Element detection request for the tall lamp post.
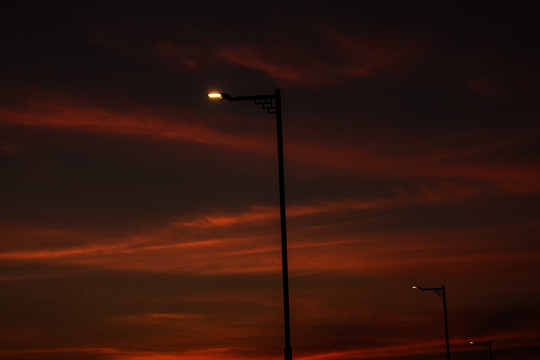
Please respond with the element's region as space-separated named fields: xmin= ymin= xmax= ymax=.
xmin=470 ymin=341 xmax=493 ymax=360
xmin=208 ymin=89 xmax=293 ymax=360
xmin=412 ymin=285 xmax=450 ymax=360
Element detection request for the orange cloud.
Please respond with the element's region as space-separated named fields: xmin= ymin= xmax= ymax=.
xmin=179 ymin=206 xmax=278 ymax=228
xmin=106 ymin=348 xmax=270 ymax=360
xmin=174 ymin=182 xmax=511 ymax=233
xmin=0 ymin=347 xmax=240 ymax=360
xmin=297 ymin=331 xmax=540 ymax=360
xmin=298 ymin=341 xmax=447 ymax=360
xmin=0 ymin=347 xmax=119 ymax=356
xmin=113 ymin=313 xmax=204 ymax=325
xmin=4 ymin=330 xmax=538 ymax=360
xmin=1 ymin=331 xmax=537 ymax=360
xmin=2 ymin=212 xmax=539 ymax=279
xmin=0 ymin=102 xmax=272 ymax=152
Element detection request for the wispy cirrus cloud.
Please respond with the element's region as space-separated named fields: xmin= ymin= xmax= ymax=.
xmin=286 ymin=130 xmax=540 ymax=194
xmin=0 ymin=102 xmax=272 ymax=151
xmin=2 ymin=206 xmax=539 ymax=277
xmin=3 ymin=330 xmax=538 ymax=360
xmin=113 ymin=312 xmax=204 ymax=325
xmin=2 ymin=96 xmax=539 ymax=197
xmin=156 ymin=28 xmax=425 ymax=87
xmin=298 ymin=332 xmax=540 ymax=360
xmin=0 ymin=347 xmax=242 ymax=360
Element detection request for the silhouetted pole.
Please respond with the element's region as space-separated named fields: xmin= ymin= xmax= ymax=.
xmin=470 ymin=341 xmax=493 ymax=360
xmin=208 ymin=89 xmax=292 ymax=360
xmin=442 ymin=285 xmax=450 ymax=360
xmin=275 ymin=90 xmax=293 ymax=360
xmin=413 ymin=285 xmax=450 ymax=360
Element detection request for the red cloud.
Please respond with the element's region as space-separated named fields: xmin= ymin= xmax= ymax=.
xmin=2 ymin=331 xmax=538 ymax=360
xmin=2 ymin=95 xmax=538 ymax=196
xmin=467 ymin=77 xmax=506 ymax=97
xmin=286 ymin=130 xmax=540 ymax=194
xmin=4 ymin=330 xmax=538 ymax=360
xmin=156 ymin=28 xmax=425 ymax=87
xmin=296 ymin=331 xmax=540 ymax=360
xmin=113 ymin=313 xmax=204 ymax=326
xmin=155 ymin=42 xmax=211 ymax=71
xmin=0 ymin=101 xmax=273 ymax=152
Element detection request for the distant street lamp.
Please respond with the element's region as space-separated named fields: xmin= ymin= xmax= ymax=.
xmin=470 ymin=341 xmax=493 ymax=360
xmin=412 ymin=285 xmax=451 ymax=360
xmin=208 ymin=89 xmax=293 ymax=360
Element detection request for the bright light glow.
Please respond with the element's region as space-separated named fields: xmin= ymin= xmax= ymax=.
xmin=207 ymin=92 xmax=223 ymax=99
xmin=412 ymin=286 xmax=418 ymax=289
xmin=470 ymin=342 xmax=475 ymax=345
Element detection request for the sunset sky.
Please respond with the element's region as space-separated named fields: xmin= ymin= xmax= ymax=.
xmin=1 ymin=2 xmax=539 ymax=360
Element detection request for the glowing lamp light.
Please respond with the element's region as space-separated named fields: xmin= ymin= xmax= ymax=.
xmin=412 ymin=286 xmax=418 ymax=289
xmin=207 ymin=92 xmax=223 ymax=99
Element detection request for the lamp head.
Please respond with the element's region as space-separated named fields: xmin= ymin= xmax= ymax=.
xmin=207 ymin=92 xmax=232 ymax=100
xmin=207 ymin=92 xmax=222 ymax=99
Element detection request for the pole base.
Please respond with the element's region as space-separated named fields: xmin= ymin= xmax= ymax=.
xmin=284 ymin=347 xmax=292 ymax=360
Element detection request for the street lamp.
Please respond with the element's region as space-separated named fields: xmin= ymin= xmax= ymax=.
xmin=470 ymin=341 xmax=493 ymax=360
xmin=208 ymin=89 xmax=293 ymax=360
xmin=412 ymin=285 xmax=451 ymax=360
